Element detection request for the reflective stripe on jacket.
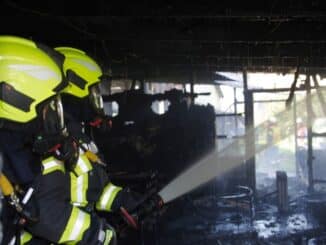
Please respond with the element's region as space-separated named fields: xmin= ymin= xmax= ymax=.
xmin=70 ymin=151 xmax=92 ymax=206
xmin=59 ymin=206 xmax=91 ymax=244
xmin=42 ymin=156 xmax=65 ymax=175
xmin=96 ymin=183 xmax=122 ymax=212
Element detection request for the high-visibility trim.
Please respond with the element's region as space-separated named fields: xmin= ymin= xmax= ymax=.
xmin=98 ymin=229 xmax=105 ymax=243
xmin=79 ymin=147 xmax=85 ymax=155
xmin=104 ymin=230 xmax=113 ymax=245
xmin=59 ymin=207 xmax=90 ymax=244
xmin=42 ymin=156 xmax=65 ymax=175
xmin=96 ymin=183 xmax=122 ymax=212
xmin=9 ymin=237 xmax=16 ymax=245
xmin=74 ymin=153 xmax=92 ymax=176
xmin=20 ymin=231 xmax=33 ymax=244
xmin=70 ymin=172 xmax=88 ymax=207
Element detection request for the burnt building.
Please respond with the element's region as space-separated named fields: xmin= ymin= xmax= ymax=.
xmin=2 ymin=1 xmax=326 ymax=244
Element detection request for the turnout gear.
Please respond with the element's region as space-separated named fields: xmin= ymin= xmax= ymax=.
xmin=56 ymin=45 xmax=143 ymax=242
xmin=0 ymin=36 xmax=67 ymax=186
xmin=56 ymin=45 xmax=142 ymax=224
xmin=0 ymin=36 xmax=116 ymax=245
xmin=69 ymin=148 xmax=123 ymax=212
xmin=28 ymin=157 xmax=115 ymax=244
xmin=5 ymin=148 xmax=116 ymax=245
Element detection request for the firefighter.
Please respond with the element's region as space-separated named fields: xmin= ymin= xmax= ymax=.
xmin=0 ymin=36 xmax=115 ymax=244
xmin=55 ymin=47 xmax=140 ymax=219
xmin=54 ymin=47 xmax=111 ymax=137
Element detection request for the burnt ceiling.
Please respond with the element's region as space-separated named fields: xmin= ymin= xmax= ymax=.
xmin=2 ymin=0 xmax=326 ymax=83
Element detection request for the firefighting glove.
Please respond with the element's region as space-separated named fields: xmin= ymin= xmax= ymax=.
xmin=136 ymin=194 xmax=164 ymax=220
xmin=110 ymin=188 xmax=143 ymax=213
xmin=118 ymin=193 xmax=164 ymax=230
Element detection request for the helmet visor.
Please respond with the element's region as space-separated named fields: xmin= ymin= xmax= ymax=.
xmin=42 ymin=95 xmax=65 ymax=135
xmin=89 ymin=84 xmax=104 ymax=114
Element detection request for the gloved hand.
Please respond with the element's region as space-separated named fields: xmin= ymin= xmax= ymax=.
xmin=118 ymin=192 xmax=164 ymax=230
xmin=136 ymin=194 xmax=164 ymax=220
xmin=111 ymin=188 xmax=143 ymax=213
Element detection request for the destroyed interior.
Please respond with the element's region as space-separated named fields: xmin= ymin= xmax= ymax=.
xmin=2 ymin=1 xmax=326 ymax=244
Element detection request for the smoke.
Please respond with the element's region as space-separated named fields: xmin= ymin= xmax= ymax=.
xmin=159 ymin=87 xmax=326 ymax=203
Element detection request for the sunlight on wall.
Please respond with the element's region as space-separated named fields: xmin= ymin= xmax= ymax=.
xmin=248 ymin=73 xmax=307 ymax=89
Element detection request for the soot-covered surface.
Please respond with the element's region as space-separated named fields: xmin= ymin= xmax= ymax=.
xmin=140 ymin=176 xmax=326 ymax=245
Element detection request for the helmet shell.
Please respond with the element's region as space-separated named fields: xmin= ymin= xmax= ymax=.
xmin=0 ymin=36 xmax=64 ymax=123
xmin=55 ymin=47 xmax=103 ymax=98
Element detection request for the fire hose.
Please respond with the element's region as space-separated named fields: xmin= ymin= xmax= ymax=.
xmin=119 ymin=188 xmax=164 ymax=230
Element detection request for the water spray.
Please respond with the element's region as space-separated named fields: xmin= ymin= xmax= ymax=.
xmin=120 ymin=84 xmax=326 ymax=230
xmin=158 ymin=87 xmax=326 ymax=204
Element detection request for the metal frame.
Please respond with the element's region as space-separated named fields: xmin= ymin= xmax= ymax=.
xmin=241 ymin=71 xmax=326 ymax=193
xmin=245 ymin=71 xmax=326 ymax=192
xmin=243 ymin=69 xmax=256 ymax=194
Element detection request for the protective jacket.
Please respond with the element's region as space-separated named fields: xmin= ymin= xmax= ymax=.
xmin=1 ymin=132 xmax=115 ymax=245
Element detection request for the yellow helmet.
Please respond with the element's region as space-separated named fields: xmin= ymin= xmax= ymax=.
xmin=55 ymin=47 xmax=103 ymax=98
xmin=0 ymin=36 xmax=66 ymax=125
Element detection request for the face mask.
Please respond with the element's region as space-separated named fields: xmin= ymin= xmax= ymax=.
xmin=42 ymin=95 xmax=65 ymax=135
xmin=89 ymin=84 xmax=104 ymax=115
